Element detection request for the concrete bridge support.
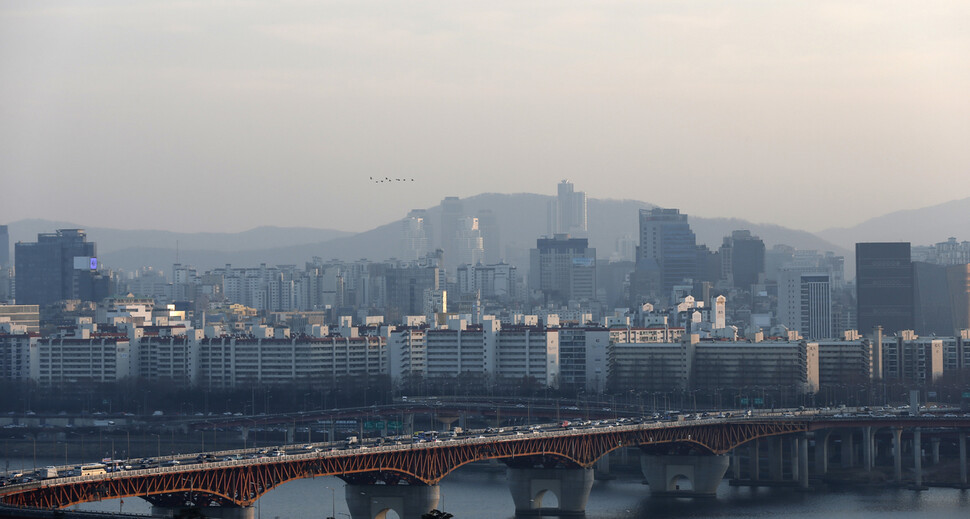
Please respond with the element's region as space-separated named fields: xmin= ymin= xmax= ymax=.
xmin=731 ymin=450 xmax=741 ymax=480
xmin=913 ymin=428 xmax=923 ymax=489
xmin=641 ymin=454 xmax=730 ymax=496
xmin=797 ymin=434 xmax=809 ymax=489
xmin=814 ymin=430 xmax=830 ymax=475
xmin=750 ymin=439 xmax=760 ymax=481
xmin=892 ymin=427 xmax=903 ymax=484
xmin=151 ymin=506 xmax=255 ymax=519
xmin=930 ymin=438 xmax=940 ymax=465
xmin=840 ymin=430 xmax=855 ymax=468
xmin=861 ymin=426 xmax=873 ymax=472
xmin=768 ymin=437 xmax=784 ymax=481
xmin=507 ymin=467 xmax=594 ymax=515
xmin=345 ymin=484 xmax=440 ymax=519
xmin=960 ymin=431 xmax=967 ymax=486
xmin=790 ymin=437 xmax=799 ymax=479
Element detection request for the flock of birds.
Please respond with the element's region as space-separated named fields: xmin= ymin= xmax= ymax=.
xmin=370 ymin=176 xmax=415 ymax=183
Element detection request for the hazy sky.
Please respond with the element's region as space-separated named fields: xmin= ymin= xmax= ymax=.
xmin=2 ymin=1 xmax=968 ymax=233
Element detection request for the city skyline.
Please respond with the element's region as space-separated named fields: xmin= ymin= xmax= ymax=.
xmin=2 ymin=1 xmax=969 ymax=233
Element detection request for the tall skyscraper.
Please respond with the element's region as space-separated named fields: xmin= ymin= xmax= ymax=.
xmin=530 ymin=234 xmax=596 ymax=304
xmin=637 ymin=208 xmax=698 ymax=297
xmin=454 ymin=217 xmax=485 ymax=267
xmin=476 ymin=209 xmax=502 ymax=264
xmin=401 ymin=210 xmax=430 ymax=261
xmin=0 ymin=225 xmax=9 ymax=267
xmin=15 ymin=229 xmax=101 ymax=306
xmin=719 ymin=230 xmax=765 ymax=290
xmin=856 ymin=242 xmax=914 ymax=334
xmin=548 ymin=180 xmax=588 ymax=237
xmin=439 ymin=196 xmax=463 ymax=274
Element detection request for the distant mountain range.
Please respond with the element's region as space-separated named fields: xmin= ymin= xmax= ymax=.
xmin=7 ymin=193 xmax=968 ymax=274
xmin=818 ymin=196 xmax=970 ymax=250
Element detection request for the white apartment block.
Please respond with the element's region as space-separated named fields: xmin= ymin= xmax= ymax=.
xmin=0 ymin=320 xmax=34 ymax=380
xmin=199 ymin=335 xmax=386 ymax=388
xmin=31 ymin=333 xmax=134 ymax=384
xmin=608 ymin=337 xmax=819 ymax=395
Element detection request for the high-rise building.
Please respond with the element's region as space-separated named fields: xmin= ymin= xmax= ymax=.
xmin=778 ymin=267 xmax=833 ymax=339
xmin=15 ymin=229 xmax=104 ymax=306
xmin=529 ymin=234 xmax=596 ymax=304
xmin=476 ymin=209 xmax=502 ymax=263
xmin=0 ymin=225 xmax=9 ymax=267
xmin=719 ymin=230 xmax=765 ymax=290
xmin=455 ymin=217 xmax=485 ymax=267
xmin=439 ymin=196 xmax=463 ymax=274
xmin=856 ymin=242 xmax=914 ymax=334
xmin=913 ymin=262 xmax=970 ymax=335
xmin=548 ymin=180 xmax=588 ymax=237
xmin=384 ymin=265 xmax=440 ymax=320
xmin=401 ymin=210 xmax=431 ymax=261
xmin=636 ymin=208 xmax=698 ymax=297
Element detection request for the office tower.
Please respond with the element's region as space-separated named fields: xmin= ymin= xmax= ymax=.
xmin=779 ymin=267 xmax=833 ymax=339
xmin=637 ymin=208 xmax=698 ymax=297
xmin=454 ymin=217 xmax=485 ymax=267
xmin=719 ymin=230 xmax=765 ymax=290
xmin=548 ymin=180 xmax=588 ymax=237
xmin=0 ymin=225 xmax=8 ymax=267
xmin=15 ymin=229 xmax=100 ymax=306
xmin=913 ymin=262 xmax=970 ymax=335
xmin=476 ymin=209 xmax=502 ymax=263
xmin=530 ymin=234 xmax=596 ymax=304
xmin=385 ymin=265 xmax=440 ymax=320
xmin=401 ymin=210 xmax=430 ymax=261
xmin=856 ymin=242 xmax=914 ymax=334
xmin=439 ymin=196 xmax=463 ymax=274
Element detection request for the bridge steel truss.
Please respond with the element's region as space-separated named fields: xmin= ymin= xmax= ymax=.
xmin=0 ymin=420 xmax=808 ymax=510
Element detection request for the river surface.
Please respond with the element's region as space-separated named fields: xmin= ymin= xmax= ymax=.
xmin=5 ymin=457 xmax=970 ymax=519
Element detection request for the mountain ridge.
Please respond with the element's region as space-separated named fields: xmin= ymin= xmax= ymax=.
xmin=5 ymin=194 xmax=860 ymax=273
xmin=817 ymin=196 xmax=970 ymax=249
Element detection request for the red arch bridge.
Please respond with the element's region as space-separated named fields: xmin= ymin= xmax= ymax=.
xmin=2 ymin=415 xmax=968 ymax=518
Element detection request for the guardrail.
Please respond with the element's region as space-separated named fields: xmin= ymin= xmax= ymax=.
xmin=5 ymin=407 xmax=968 ymax=494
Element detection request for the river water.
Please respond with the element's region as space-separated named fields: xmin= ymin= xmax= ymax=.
xmin=6 ymin=458 xmax=970 ymax=519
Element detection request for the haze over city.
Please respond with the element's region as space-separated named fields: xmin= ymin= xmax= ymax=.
xmin=2 ymin=1 xmax=969 ymax=233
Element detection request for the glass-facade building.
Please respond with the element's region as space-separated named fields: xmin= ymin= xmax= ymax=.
xmin=15 ymin=229 xmax=98 ymax=306
xmin=856 ymin=242 xmax=914 ymax=334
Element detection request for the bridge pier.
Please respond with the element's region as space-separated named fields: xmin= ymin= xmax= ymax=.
xmin=840 ymin=430 xmax=855 ymax=468
xmin=861 ymin=426 xmax=873 ymax=472
xmin=960 ymin=431 xmax=967 ymax=486
xmin=913 ymin=427 xmax=924 ymax=489
xmin=151 ymin=506 xmax=255 ymax=519
xmin=930 ymin=438 xmax=940 ymax=465
xmin=750 ymin=439 xmax=760 ymax=481
xmin=507 ymin=467 xmax=594 ymax=515
xmin=815 ymin=430 xmax=830 ymax=475
xmin=768 ymin=437 xmax=783 ymax=481
xmin=731 ymin=450 xmax=741 ymax=480
xmin=641 ymin=454 xmax=730 ymax=496
xmin=345 ymin=484 xmax=439 ymax=519
xmin=892 ymin=427 xmax=903 ymax=483
xmin=798 ymin=434 xmax=809 ymax=489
